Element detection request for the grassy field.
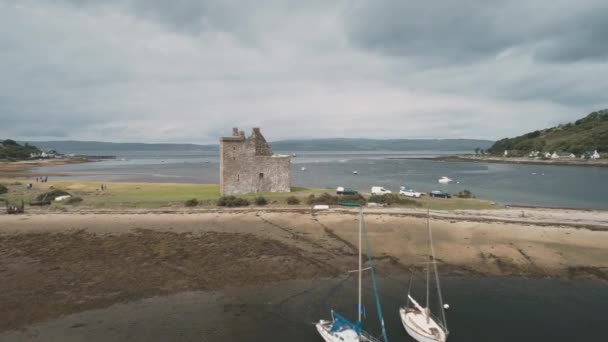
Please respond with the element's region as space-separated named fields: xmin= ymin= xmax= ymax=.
xmin=0 ymin=180 xmax=330 ymax=209
xmin=414 ymin=195 xmax=499 ymax=210
xmin=0 ymin=179 xmax=500 ymax=210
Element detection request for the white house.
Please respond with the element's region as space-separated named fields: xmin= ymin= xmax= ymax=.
xmin=40 ymin=151 xmax=56 ymax=159
xmin=552 ymin=152 xmax=575 ymax=159
xmin=591 ymin=150 xmax=601 ymax=159
xmin=529 ymin=150 xmax=540 ymax=158
xmin=504 ymin=150 xmax=509 ymax=157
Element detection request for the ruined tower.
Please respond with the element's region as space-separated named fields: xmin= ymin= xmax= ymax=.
xmin=219 ymin=127 xmax=291 ymax=195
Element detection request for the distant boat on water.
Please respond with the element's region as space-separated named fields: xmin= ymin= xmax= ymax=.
xmin=353 ymin=170 xmax=358 ymax=175
xmin=301 ymin=166 xmax=307 ymax=171
xmin=438 ymin=177 xmax=453 ymax=184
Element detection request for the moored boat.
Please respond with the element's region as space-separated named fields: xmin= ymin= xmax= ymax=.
xmin=315 ymin=206 xmax=388 ymax=342
xmin=400 ymin=210 xmax=449 ymax=342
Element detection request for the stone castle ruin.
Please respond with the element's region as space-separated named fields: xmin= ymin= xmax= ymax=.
xmin=220 ymin=127 xmax=291 ymax=196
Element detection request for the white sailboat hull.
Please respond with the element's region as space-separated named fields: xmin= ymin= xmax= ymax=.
xmin=400 ymin=308 xmax=446 ymax=342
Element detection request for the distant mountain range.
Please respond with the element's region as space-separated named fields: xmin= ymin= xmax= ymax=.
xmin=21 ymin=140 xmax=216 ymax=153
xmin=269 ymin=138 xmax=493 ymax=151
xmin=489 ymin=109 xmax=608 ymax=155
xmin=25 ymin=138 xmax=494 ymax=154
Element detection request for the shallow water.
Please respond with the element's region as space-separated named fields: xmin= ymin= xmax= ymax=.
xmin=3 ymin=276 xmax=606 ymax=342
xmin=34 ymin=150 xmax=608 ymax=209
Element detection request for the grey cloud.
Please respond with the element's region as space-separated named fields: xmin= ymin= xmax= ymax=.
xmin=0 ymin=0 xmax=606 ymax=143
xmin=533 ymin=9 xmax=608 ymax=62
xmin=62 ymin=0 xmax=331 ymax=45
xmin=345 ymin=0 xmax=608 ymax=64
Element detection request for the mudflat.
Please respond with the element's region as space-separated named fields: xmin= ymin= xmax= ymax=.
xmin=1 ymin=210 xmax=607 ymax=332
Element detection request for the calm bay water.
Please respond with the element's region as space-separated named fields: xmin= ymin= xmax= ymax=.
xmin=2 ymin=276 xmax=606 ymax=341
xmin=35 ymin=150 xmax=608 ymax=209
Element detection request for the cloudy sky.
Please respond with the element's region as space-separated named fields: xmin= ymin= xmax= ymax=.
xmin=1 ymin=0 xmax=607 ymax=143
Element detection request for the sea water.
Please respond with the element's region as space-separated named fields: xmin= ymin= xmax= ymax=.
xmin=2 ymin=276 xmax=606 ymax=341
xmin=34 ymin=150 xmax=608 ymax=209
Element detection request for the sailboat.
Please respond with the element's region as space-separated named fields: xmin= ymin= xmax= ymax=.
xmin=315 ymin=206 xmax=388 ymax=342
xmin=399 ymin=210 xmax=449 ymax=342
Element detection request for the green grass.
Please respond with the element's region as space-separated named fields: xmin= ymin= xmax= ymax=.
xmin=414 ymin=196 xmax=501 ymax=210
xmin=0 ymin=180 xmax=331 ymax=208
xmin=0 ymin=179 xmax=499 ymax=210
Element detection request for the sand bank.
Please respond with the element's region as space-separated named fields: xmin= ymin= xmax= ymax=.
xmin=1 ymin=210 xmax=606 ymax=331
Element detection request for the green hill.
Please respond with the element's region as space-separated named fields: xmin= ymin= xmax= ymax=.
xmin=489 ymin=109 xmax=608 ymax=156
xmin=0 ymin=140 xmax=41 ymax=160
xmin=29 ymin=138 xmax=493 ymax=153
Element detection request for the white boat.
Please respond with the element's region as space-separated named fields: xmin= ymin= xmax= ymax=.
xmin=301 ymin=166 xmax=307 ymax=171
xmin=400 ymin=211 xmax=449 ymax=342
xmin=315 ymin=207 xmax=387 ymax=342
xmin=353 ymin=170 xmax=358 ymax=175
xmin=437 ymin=177 xmax=453 ymax=184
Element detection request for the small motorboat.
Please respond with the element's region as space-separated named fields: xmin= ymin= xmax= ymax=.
xmin=438 ymin=177 xmax=453 ymax=184
xmin=353 ymin=171 xmax=358 ymax=175
xmin=301 ymin=166 xmax=307 ymax=171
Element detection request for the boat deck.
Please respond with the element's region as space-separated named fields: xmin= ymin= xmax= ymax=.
xmin=317 ymin=320 xmax=383 ymax=342
xmin=400 ymin=308 xmax=446 ymax=342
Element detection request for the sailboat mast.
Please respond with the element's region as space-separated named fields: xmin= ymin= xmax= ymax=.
xmin=428 ymin=210 xmax=449 ymax=333
xmin=362 ymin=211 xmax=389 ymax=341
xmin=425 ymin=210 xmax=430 ymax=310
xmin=358 ymin=207 xmax=362 ymax=323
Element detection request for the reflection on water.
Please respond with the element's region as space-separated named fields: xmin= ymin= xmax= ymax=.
xmin=2 ymin=276 xmax=606 ymax=342
xmin=34 ymin=150 xmax=608 ymax=209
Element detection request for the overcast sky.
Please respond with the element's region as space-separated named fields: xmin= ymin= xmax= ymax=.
xmin=1 ymin=0 xmax=607 ymax=143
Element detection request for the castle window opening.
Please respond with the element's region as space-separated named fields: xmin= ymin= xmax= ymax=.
xmin=259 ymin=173 xmax=264 ymax=179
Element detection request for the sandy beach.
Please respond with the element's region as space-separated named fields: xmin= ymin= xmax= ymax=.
xmin=1 ymin=209 xmax=606 ymax=332
xmin=0 ymin=159 xmax=90 ymax=178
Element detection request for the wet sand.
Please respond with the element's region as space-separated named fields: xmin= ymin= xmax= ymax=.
xmin=1 ymin=210 xmax=607 ymax=332
xmin=0 ymin=159 xmax=89 ymax=177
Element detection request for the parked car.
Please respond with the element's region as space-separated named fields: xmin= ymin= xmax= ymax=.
xmin=429 ymin=190 xmax=451 ymax=198
xmin=371 ymin=186 xmax=392 ymax=196
xmin=336 ymin=187 xmax=358 ymax=195
xmin=399 ymin=186 xmax=422 ymax=198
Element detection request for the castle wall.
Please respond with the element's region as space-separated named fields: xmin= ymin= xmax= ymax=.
xmin=219 ymin=128 xmax=291 ymax=196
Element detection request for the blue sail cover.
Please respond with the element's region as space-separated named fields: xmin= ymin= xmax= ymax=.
xmin=330 ymin=311 xmax=361 ymax=334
